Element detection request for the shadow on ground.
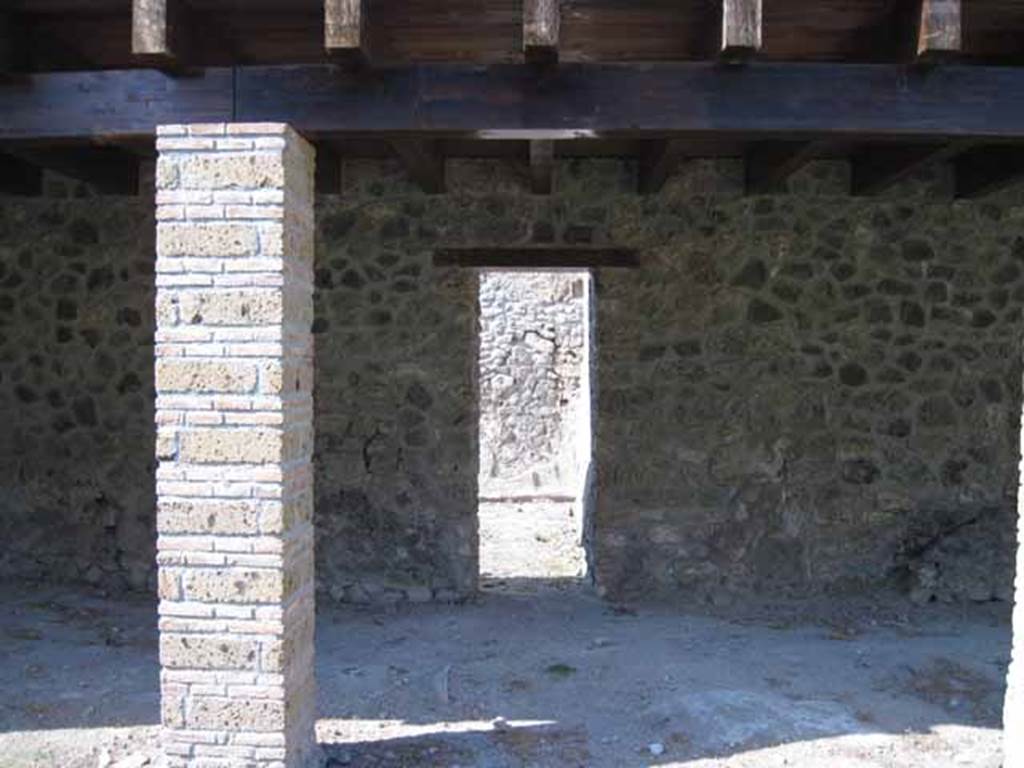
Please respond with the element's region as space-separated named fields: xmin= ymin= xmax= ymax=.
xmin=316 ymin=580 xmax=1009 ymax=767
xmin=0 ymin=580 xmax=1011 ymax=767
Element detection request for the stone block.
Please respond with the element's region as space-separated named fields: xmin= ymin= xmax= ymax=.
xmin=175 ymin=153 xmax=286 ymax=191
xmin=186 ymin=696 xmax=286 ymax=732
xmin=183 ymin=567 xmax=286 ymax=604
xmin=158 ymin=223 xmax=258 ymax=258
xmin=156 ymin=360 xmax=259 ymax=394
xmin=177 ymin=290 xmax=284 ymax=326
xmin=158 ymin=499 xmax=262 ymax=535
xmin=179 ymin=429 xmax=283 ymax=464
xmin=160 ymin=633 xmax=261 ymax=670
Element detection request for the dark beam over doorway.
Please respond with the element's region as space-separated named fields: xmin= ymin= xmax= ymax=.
xmin=435 ymin=247 xmax=639 ymax=269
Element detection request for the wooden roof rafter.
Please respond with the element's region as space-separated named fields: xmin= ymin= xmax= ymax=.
xmin=721 ymin=0 xmax=762 ymax=63
xmin=524 ymin=0 xmax=561 ymax=65
xmin=325 ymin=0 xmax=367 ymax=64
xmin=132 ymin=0 xmax=191 ymax=72
xmin=917 ymin=0 xmax=961 ymax=62
xmin=7 ymin=0 xmax=1024 ymax=71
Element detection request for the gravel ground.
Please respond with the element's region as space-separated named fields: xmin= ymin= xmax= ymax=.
xmin=479 ymin=500 xmax=586 ymax=580
xmin=0 ymin=581 xmax=1010 ymax=767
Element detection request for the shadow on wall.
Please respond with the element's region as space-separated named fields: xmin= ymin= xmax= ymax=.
xmin=591 ymin=160 xmax=1022 ymax=604
xmin=312 ymin=195 xmax=480 ymax=604
xmin=0 ymin=198 xmax=157 ymax=593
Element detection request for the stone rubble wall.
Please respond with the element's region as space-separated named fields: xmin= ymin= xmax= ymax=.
xmin=478 ymin=270 xmax=588 ymax=500
xmin=0 ymin=195 xmax=156 ymax=591
xmin=312 ymin=163 xmax=480 ymax=603
xmin=593 ymin=160 xmax=1021 ymax=603
xmin=0 ymin=157 xmax=1020 ymax=608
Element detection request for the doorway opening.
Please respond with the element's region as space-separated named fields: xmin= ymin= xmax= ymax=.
xmin=477 ymin=269 xmax=595 ymax=584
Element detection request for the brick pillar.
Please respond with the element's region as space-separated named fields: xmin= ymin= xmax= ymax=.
xmin=154 ymin=123 xmax=319 ymax=767
xmin=1008 ymin=491 xmax=1023 ymax=764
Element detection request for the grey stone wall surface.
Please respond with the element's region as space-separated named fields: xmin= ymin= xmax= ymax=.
xmin=592 ymin=161 xmax=1022 ymax=603
xmin=478 ymin=270 xmax=588 ymax=500
xmin=312 ymin=162 xmax=482 ymax=603
xmin=0 ymin=157 xmax=1020 ymax=608
xmin=0 ymin=197 xmax=156 ymax=591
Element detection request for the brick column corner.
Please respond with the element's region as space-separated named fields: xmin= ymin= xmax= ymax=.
xmin=154 ymin=123 xmax=319 ymax=768
xmin=1007 ymin=490 xmax=1023 ymax=765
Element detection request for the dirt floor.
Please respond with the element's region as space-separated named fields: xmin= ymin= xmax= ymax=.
xmin=479 ymin=500 xmax=586 ymax=580
xmin=0 ymin=581 xmax=1010 ymax=768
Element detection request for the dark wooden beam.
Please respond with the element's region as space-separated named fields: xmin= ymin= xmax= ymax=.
xmin=638 ymin=139 xmax=688 ymax=194
xmin=0 ymin=153 xmax=43 ymax=195
xmin=315 ymin=143 xmax=342 ymax=194
xmin=132 ymin=0 xmax=190 ymax=70
xmin=434 ymin=247 xmax=638 ymax=269
xmin=7 ymin=64 xmax=1024 ymax=142
xmin=8 ymin=147 xmax=140 ymax=195
xmin=746 ymin=140 xmax=828 ymax=194
xmin=392 ymin=139 xmax=445 ymax=194
xmin=233 ymin=63 xmax=1024 ymax=140
xmin=721 ymin=0 xmax=762 ymax=62
xmin=524 ymin=0 xmax=560 ymax=64
xmin=529 ymin=139 xmax=554 ymax=194
xmin=0 ymin=14 xmax=13 ymax=75
xmin=0 ymin=68 xmax=232 ymax=141
xmin=852 ymin=141 xmax=968 ymax=195
xmin=0 ymin=13 xmax=29 ymax=76
xmin=918 ymin=0 xmax=961 ymax=62
xmin=325 ymin=0 xmax=367 ymax=62
xmin=955 ymin=146 xmax=1024 ymax=198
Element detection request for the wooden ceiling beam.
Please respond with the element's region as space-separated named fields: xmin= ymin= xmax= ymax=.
xmin=0 ymin=14 xmax=13 ymax=75
xmin=918 ymin=0 xmax=961 ymax=62
xmin=392 ymin=139 xmax=445 ymax=194
xmin=435 ymin=247 xmax=638 ymax=269
xmin=524 ymin=0 xmax=560 ymax=64
xmin=746 ymin=140 xmax=828 ymax=194
xmin=7 ymin=64 xmax=1024 ymax=142
xmin=315 ymin=142 xmax=342 ymax=194
xmin=325 ymin=0 xmax=367 ymax=62
xmin=638 ymin=139 xmax=688 ymax=195
xmin=0 ymin=12 xmax=29 ymax=76
xmin=529 ymin=139 xmax=554 ymax=194
xmin=955 ymin=146 xmax=1024 ymax=198
xmin=721 ymin=0 xmax=762 ymax=63
xmin=132 ymin=0 xmax=191 ymax=71
xmin=7 ymin=147 xmax=139 ymax=195
xmin=0 ymin=153 xmax=43 ymax=195
xmin=852 ymin=141 xmax=968 ymax=195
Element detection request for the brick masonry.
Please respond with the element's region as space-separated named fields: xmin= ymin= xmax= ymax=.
xmin=153 ymin=123 xmax=319 ymax=767
xmin=1008 ymin=495 xmax=1024 ymax=763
